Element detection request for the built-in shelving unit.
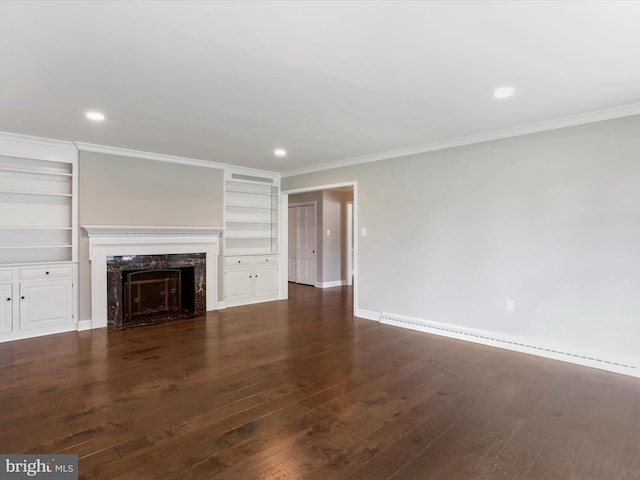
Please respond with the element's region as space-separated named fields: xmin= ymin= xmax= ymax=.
xmin=0 ymin=152 xmax=76 ymax=264
xmin=224 ymin=171 xmax=279 ymax=256
xmin=0 ymin=132 xmax=78 ymax=342
xmin=223 ymin=169 xmax=281 ymax=307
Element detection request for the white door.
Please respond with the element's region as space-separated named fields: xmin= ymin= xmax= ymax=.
xmin=254 ymin=263 xmax=278 ymax=299
xmin=19 ymin=279 xmax=72 ymax=331
xmin=288 ymin=207 xmax=297 ymax=282
xmin=0 ymin=284 xmax=12 ymax=334
xmin=295 ymin=205 xmax=316 ymax=286
xmin=225 ymin=265 xmax=253 ymax=304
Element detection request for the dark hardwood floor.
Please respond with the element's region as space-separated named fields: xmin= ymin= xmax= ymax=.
xmin=2 ymin=283 xmax=640 ymax=479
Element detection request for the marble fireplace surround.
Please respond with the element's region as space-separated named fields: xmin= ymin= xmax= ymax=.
xmin=83 ymin=226 xmax=223 ymax=330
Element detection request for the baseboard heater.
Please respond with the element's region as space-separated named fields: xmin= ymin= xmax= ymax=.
xmin=379 ymin=312 xmax=639 ymax=377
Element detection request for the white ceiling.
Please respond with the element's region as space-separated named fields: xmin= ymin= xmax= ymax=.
xmin=1 ymin=1 xmax=640 ymax=175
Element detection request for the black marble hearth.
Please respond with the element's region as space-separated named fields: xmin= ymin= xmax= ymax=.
xmin=107 ymin=253 xmax=206 ymax=330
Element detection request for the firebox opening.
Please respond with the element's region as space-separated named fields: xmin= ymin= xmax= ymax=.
xmin=122 ymin=266 xmax=196 ymax=327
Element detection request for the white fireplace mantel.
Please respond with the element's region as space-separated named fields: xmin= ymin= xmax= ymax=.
xmin=83 ymin=225 xmax=224 ymax=329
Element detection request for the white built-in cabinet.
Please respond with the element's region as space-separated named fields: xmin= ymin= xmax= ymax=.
xmin=223 ymin=170 xmax=281 ymax=306
xmin=224 ymin=255 xmax=278 ymax=305
xmin=0 ymin=133 xmax=78 ymax=342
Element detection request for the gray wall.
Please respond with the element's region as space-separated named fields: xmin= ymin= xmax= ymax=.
xmin=283 ymin=114 xmax=640 ymax=363
xmin=78 ymin=151 xmax=224 ymax=321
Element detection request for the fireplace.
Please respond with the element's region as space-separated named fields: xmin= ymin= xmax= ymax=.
xmin=123 ymin=269 xmax=187 ymax=324
xmin=107 ymin=253 xmax=205 ymax=330
xmin=83 ymin=226 xmax=223 ymax=331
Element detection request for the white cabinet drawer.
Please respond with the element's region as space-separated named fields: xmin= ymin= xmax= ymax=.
xmin=225 ymin=256 xmax=278 ymax=266
xmin=225 ymin=257 xmax=250 ymax=266
xmin=0 ymin=270 xmax=12 ymax=282
xmin=19 ymin=266 xmax=73 ymax=280
xmin=253 ymin=256 xmax=277 ymax=265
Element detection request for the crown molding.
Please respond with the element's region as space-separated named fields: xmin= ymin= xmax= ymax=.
xmin=0 ymin=130 xmax=76 ymax=149
xmin=0 ymin=130 xmax=77 ymax=163
xmin=282 ymin=102 xmax=640 ymax=178
xmin=74 ymin=142 xmax=228 ymax=170
xmin=225 ymin=164 xmax=281 ymax=179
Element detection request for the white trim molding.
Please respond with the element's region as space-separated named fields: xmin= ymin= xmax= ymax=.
xmin=0 ymin=130 xmax=76 ymax=162
xmin=355 ymin=309 xmax=380 ymax=322
xmin=315 ymin=280 xmax=346 ymax=288
xmin=83 ymin=225 xmax=224 ymax=329
xmin=282 ymin=102 xmax=640 ymax=178
xmin=77 ymin=320 xmax=93 ymax=331
xmin=379 ymin=311 xmax=640 ymax=378
xmin=82 ymin=225 xmax=225 ymax=239
xmin=75 ymin=142 xmax=227 ymax=170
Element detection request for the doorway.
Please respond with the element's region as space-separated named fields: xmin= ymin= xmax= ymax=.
xmin=281 ymin=182 xmax=357 ymax=315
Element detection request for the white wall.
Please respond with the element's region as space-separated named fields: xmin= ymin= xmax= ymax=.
xmin=283 ymin=114 xmax=640 ymax=369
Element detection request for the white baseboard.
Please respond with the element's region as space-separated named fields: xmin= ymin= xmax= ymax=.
xmin=0 ymin=324 xmax=77 ymax=343
xmin=380 ymin=311 xmax=640 ymax=378
xmin=315 ymin=280 xmax=346 ymax=288
xmin=77 ymin=320 xmax=93 ymax=331
xmin=355 ymin=308 xmax=380 ymax=321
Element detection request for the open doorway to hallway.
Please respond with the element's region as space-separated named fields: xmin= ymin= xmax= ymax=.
xmin=283 ymin=183 xmax=356 ymax=312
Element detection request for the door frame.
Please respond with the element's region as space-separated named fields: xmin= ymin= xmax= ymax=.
xmin=288 ymin=201 xmax=318 ymax=285
xmin=346 ymin=201 xmax=354 ymax=286
xmin=279 ymin=181 xmax=358 ymax=317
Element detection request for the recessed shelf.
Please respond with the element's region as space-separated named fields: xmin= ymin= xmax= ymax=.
xmin=224 ymin=234 xmax=276 ymax=239
xmin=226 ymin=204 xmax=277 ymax=210
xmin=0 ymin=190 xmax=72 ymax=197
xmin=226 ymin=189 xmax=278 ymax=197
xmin=0 ymin=166 xmax=72 ymax=177
xmin=0 ymin=244 xmax=72 ymax=250
xmin=225 ymin=220 xmax=277 ymax=225
xmin=0 ymin=226 xmax=72 ymax=230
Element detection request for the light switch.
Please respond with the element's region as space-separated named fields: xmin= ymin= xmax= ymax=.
xmin=327 ymin=229 xmax=330 ymax=236
xmin=361 ymin=227 xmax=367 ymax=237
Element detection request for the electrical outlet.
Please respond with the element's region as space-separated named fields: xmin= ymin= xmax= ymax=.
xmin=506 ymin=299 xmax=515 ymax=312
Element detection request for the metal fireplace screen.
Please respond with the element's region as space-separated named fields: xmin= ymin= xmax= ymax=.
xmin=124 ymin=269 xmax=181 ymax=324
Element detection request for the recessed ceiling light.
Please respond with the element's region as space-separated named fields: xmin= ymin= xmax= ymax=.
xmin=86 ymin=111 xmax=105 ymax=121
xmin=493 ymin=86 xmax=515 ymax=99
xmin=274 ymin=148 xmax=287 ymax=157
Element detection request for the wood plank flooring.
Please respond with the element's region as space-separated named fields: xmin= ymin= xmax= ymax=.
xmin=2 ymin=283 xmax=640 ymax=479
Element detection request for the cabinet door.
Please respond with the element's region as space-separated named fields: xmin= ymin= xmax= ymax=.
xmin=225 ymin=265 xmax=253 ymax=304
xmin=19 ymin=278 xmax=72 ymax=331
xmin=0 ymin=284 xmax=12 ymax=334
xmin=253 ymin=264 xmax=278 ymax=300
